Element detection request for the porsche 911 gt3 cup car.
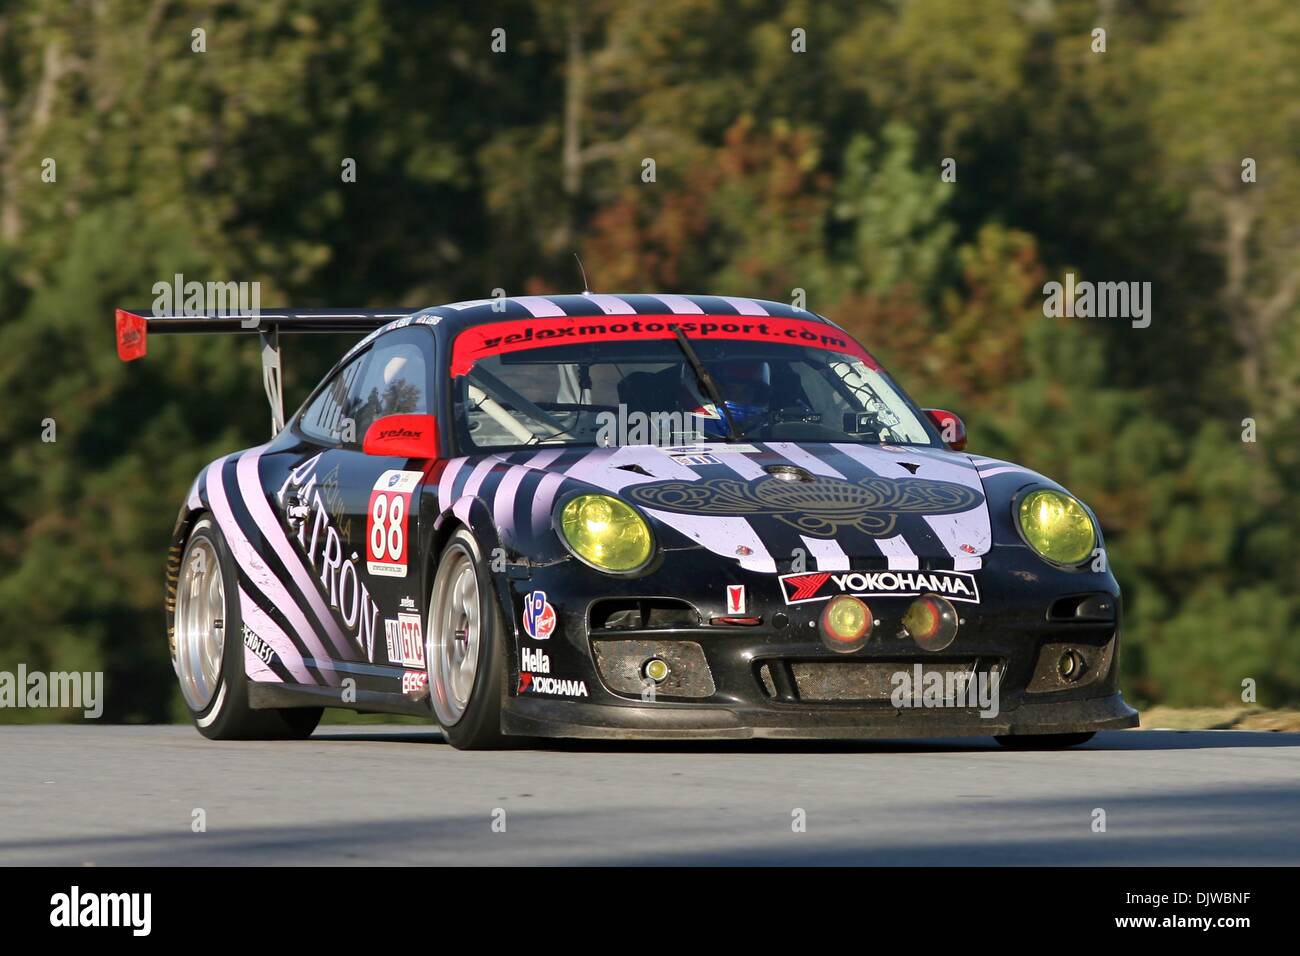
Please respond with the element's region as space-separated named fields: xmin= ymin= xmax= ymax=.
xmin=116 ymin=293 xmax=1138 ymax=749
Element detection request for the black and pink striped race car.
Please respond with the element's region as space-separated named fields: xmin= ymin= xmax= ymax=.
xmin=116 ymin=293 xmax=1138 ymax=749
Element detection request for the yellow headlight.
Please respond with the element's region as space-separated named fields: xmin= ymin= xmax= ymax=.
xmin=1017 ymin=490 xmax=1096 ymax=566
xmin=559 ymin=494 xmax=653 ymax=572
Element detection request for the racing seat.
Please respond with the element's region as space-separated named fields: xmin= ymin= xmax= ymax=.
xmin=617 ymin=365 xmax=680 ymax=417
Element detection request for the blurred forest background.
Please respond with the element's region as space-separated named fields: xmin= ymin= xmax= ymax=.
xmin=0 ymin=0 xmax=1297 ymax=721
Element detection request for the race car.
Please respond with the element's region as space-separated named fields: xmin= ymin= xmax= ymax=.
xmin=116 ymin=293 xmax=1139 ymax=749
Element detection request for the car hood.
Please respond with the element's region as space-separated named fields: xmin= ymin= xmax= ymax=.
xmin=448 ymin=441 xmax=993 ymax=573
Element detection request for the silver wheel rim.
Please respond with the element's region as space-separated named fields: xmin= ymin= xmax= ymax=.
xmin=175 ymin=536 xmax=226 ymax=712
xmin=428 ymin=546 xmax=481 ymax=726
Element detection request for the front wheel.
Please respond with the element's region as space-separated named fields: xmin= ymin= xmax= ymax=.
xmin=173 ymin=514 xmax=321 ymax=740
xmin=995 ymin=732 xmax=1096 ymax=750
xmin=426 ymin=529 xmax=510 ymax=750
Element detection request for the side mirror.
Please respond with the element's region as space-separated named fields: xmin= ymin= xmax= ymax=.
xmin=923 ymin=408 xmax=967 ymax=451
xmin=362 ymin=413 xmax=440 ymax=459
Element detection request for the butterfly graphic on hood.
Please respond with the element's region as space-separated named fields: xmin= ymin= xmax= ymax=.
xmin=624 ymin=474 xmax=983 ymax=539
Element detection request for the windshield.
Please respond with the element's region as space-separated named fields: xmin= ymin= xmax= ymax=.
xmin=451 ymin=336 xmax=936 ymax=453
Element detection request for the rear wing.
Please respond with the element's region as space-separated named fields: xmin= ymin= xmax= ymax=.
xmin=115 ymin=307 xmax=413 ymax=435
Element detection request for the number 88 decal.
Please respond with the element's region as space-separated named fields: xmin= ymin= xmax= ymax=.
xmin=370 ymin=493 xmax=404 ymax=561
xmin=366 ymin=471 xmax=423 ymax=578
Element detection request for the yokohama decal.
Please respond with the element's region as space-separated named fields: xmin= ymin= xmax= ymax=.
xmin=779 ymin=569 xmax=981 ymax=605
xmin=518 ymin=674 xmax=589 ymax=698
xmin=367 ymin=470 xmax=421 ymax=578
xmin=783 ymin=572 xmax=831 ymax=603
xmin=450 ymin=314 xmax=878 ymax=376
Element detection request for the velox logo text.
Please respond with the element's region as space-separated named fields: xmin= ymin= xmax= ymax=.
xmin=779 ymin=569 xmax=980 ymax=605
xmin=50 ymin=886 xmax=151 ymax=936
xmin=0 ymin=666 xmax=102 ymax=718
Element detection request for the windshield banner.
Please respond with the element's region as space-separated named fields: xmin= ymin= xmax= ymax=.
xmin=449 ymin=314 xmax=878 ymax=376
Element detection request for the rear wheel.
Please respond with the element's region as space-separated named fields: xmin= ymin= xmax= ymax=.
xmin=174 ymin=515 xmax=322 ymax=740
xmin=995 ymin=732 xmax=1095 ymax=750
xmin=427 ymin=529 xmax=509 ymax=750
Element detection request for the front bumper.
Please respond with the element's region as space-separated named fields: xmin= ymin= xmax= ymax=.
xmin=499 ymin=543 xmax=1140 ymax=740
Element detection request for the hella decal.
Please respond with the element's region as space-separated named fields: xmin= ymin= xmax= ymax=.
xmin=518 ymin=647 xmax=588 ymax=697
xmin=779 ymin=569 xmax=981 ymax=605
xmin=521 ymin=647 xmax=549 ymax=675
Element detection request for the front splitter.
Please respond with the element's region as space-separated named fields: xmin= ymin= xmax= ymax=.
xmin=501 ymin=691 xmax=1139 ymax=740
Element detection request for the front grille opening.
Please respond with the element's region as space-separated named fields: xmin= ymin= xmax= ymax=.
xmin=761 ymin=658 xmax=1000 ymax=703
xmin=590 ymin=597 xmax=700 ymax=631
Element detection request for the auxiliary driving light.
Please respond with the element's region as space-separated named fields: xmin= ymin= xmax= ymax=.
xmin=1058 ymin=649 xmax=1085 ymax=682
xmin=902 ymin=594 xmax=960 ymax=651
xmin=820 ymin=595 xmax=873 ymax=653
xmin=643 ymin=658 xmax=671 ymax=683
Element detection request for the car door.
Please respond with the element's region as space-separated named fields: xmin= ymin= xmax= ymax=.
xmin=330 ymin=328 xmax=436 ymax=697
xmin=275 ymin=327 xmax=436 ymax=695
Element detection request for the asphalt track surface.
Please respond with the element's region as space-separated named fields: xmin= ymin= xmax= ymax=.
xmin=1 ymin=725 xmax=1297 ymax=865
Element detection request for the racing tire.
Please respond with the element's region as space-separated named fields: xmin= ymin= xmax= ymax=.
xmin=426 ymin=528 xmax=511 ymax=750
xmin=173 ymin=514 xmax=322 ymax=741
xmin=994 ymin=732 xmax=1096 ymax=750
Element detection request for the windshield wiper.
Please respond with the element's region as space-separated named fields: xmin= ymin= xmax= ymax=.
xmin=671 ymin=326 xmax=740 ymax=441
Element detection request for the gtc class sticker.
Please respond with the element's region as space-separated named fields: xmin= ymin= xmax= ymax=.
xmin=366 ymin=470 xmax=422 ymax=578
xmin=522 ymin=590 xmax=556 ymax=640
xmin=384 ymin=612 xmax=425 ymax=667
xmin=779 ymin=569 xmax=981 ymax=605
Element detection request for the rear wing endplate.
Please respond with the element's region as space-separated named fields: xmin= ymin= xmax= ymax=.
xmin=115 ymin=308 xmax=412 ymax=436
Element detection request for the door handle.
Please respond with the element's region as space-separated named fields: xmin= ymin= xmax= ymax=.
xmin=285 ymin=492 xmax=310 ymax=522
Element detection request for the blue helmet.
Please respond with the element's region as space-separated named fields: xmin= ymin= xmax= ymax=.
xmin=684 ymin=361 xmax=771 ymax=438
